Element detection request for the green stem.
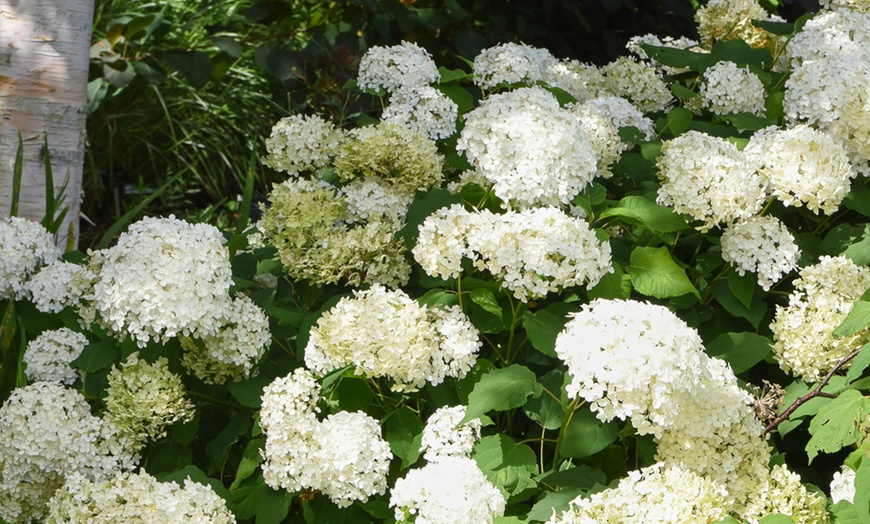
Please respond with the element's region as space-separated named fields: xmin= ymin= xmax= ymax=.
xmin=552 ymin=397 xmax=583 ymax=471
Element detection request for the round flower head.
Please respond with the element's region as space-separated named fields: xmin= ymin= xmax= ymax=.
xmin=581 ymin=95 xmax=657 ymax=140
xmin=46 ymin=470 xmax=236 ymax=523
xmin=305 ymin=285 xmax=481 ymax=392
xmin=390 ymin=456 xmax=506 ymax=524
xmin=333 ymin=120 xmax=444 ymax=195
xmin=720 ymin=215 xmax=800 ymax=291
xmin=695 ymin=0 xmax=779 ymax=48
xmin=472 ymin=42 xmax=558 ymax=90
xmin=820 ymin=0 xmax=870 ymax=12
xmin=745 ymin=125 xmax=855 ymax=213
xmin=180 ymin=294 xmax=271 ymax=384
xmin=738 ymin=464 xmax=830 ymax=524
xmin=700 ymin=61 xmax=766 ymax=116
xmin=457 ymin=86 xmax=598 ymax=208
xmin=0 ymin=216 xmax=59 ymax=300
xmin=260 ymin=368 xmax=322 ymax=493
xmin=656 ymin=130 xmax=766 ymax=230
xmin=411 ymin=203 xmax=478 ymax=280
xmin=24 ymin=261 xmax=83 ymax=314
xmin=419 ymin=405 xmax=482 ymax=462
xmin=104 ymin=353 xmax=195 ymax=449
xmin=770 ymin=256 xmax=870 ymax=382
xmin=543 ymin=59 xmax=608 ymax=102
xmin=308 ymin=411 xmax=392 ymax=507
xmin=357 ymin=41 xmax=439 ymax=94
xmin=830 ymin=466 xmax=857 ymax=504
xmin=569 ymin=100 xmax=639 ymax=178
xmin=381 ymin=85 xmax=459 ymax=140
xmin=23 ymin=328 xmax=87 ymax=385
xmin=261 ymin=114 xmax=345 ymax=176
xmin=339 ymin=178 xmax=414 ymax=226
xmin=601 ymin=56 xmax=673 ymax=112
xmin=0 ymin=383 xmax=134 ymax=523
xmin=92 ymin=215 xmax=233 ymax=347
xmin=548 ymin=463 xmax=729 ymax=524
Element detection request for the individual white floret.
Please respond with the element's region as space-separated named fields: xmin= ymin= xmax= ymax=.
xmin=472 ymin=42 xmax=558 ymax=90
xmin=261 ymin=114 xmax=345 ymax=176
xmin=720 ymin=215 xmax=800 ymax=291
xmin=357 ymin=41 xmax=439 ymax=94
xmin=0 ymin=216 xmax=59 ymax=300
xmin=23 ymin=328 xmax=87 ymax=385
xmin=700 ymin=61 xmax=766 ymax=116
xmin=419 ymin=405 xmax=481 ymax=462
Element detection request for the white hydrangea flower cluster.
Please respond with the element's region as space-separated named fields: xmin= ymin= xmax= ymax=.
xmin=745 ymin=125 xmax=855 ymax=214
xmin=626 ymin=34 xmax=701 ymax=74
xmin=104 ymin=353 xmax=195 ymax=449
xmin=820 ymin=0 xmax=870 ymax=12
xmin=569 ymin=96 xmax=654 ymax=178
xmin=0 ymin=382 xmax=136 ymax=523
xmin=830 ymin=466 xmax=857 ymax=504
xmin=695 ymin=0 xmax=780 ymax=48
xmin=24 ymin=261 xmax=83 ymax=314
xmin=305 ymin=285 xmax=480 ymax=392
xmin=23 ymin=328 xmax=87 ymax=385
xmin=261 ymin=114 xmax=345 ymax=176
xmin=543 ymin=60 xmax=608 ymax=102
xmin=472 ymin=42 xmax=558 ymax=90
xmin=770 ymin=256 xmax=870 ymax=382
xmin=457 ymin=87 xmax=598 ymax=208
xmin=180 ymin=294 xmax=271 ymax=384
xmin=357 ymin=41 xmax=440 ymax=94
xmin=390 ymin=456 xmax=506 ymax=524
xmin=0 ymin=216 xmax=59 ymax=300
xmin=739 ymin=464 xmax=830 ymax=523
xmin=580 ymin=96 xmax=657 ymax=140
xmin=601 ymin=57 xmax=673 ymax=112
xmin=656 ymin=131 xmax=767 ymax=230
xmin=339 ymin=178 xmax=414 ymax=226
xmin=720 ymin=215 xmax=801 ymax=291
xmin=548 ymin=462 xmax=729 ymax=524
xmin=700 ymin=61 xmax=767 ymax=116
xmin=413 ymin=205 xmax=612 ymax=302
xmin=784 ymin=8 xmax=870 ymax=172
xmin=46 ymin=471 xmax=236 ymax=523
xmin=419 ymin=405 xmax=481 ymax=462
xmin=91 ymin=216 xmax=233 ymax=347
xmin=260 ymin=368 xmax=392 ymax=507
xmin=381 ymin=85 xmax=459 ymax=140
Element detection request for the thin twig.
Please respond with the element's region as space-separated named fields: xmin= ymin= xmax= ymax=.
xmin=762 ymin=345 xmax=864 ymax=437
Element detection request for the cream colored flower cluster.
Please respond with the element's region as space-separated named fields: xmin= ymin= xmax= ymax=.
xmin=304 ymin=285 xmax=480 ymax=392
xmin=24 ymin=260 xmax=84 ymax=313
xmin=0 ymin=216 xmax=59 ymax=301
xmin=472 ymin=41 xmax=558 ymax=89
xmin=46 ymin=471 xmax=236 ymax=523
xmin=260 ymin=368 xmax=392 ymax=507
xmin=261 ymin=114 xmax=345 ymax=176
xmin=457 ymin=86 xmax=598 ymax=208
xmin=720 ymin=215 xmax=801 ymax=291
xmin=413 ymin=205 xmax=612 ymax=301
xmin=700 ymin=61 xmax=767 ymax=116
xmin=381 ymin=85 xmax=459 ymax=140
xmin=695 ymin=0 xmax=782 ymax=48
xmin=419 ymin=405 xmax=481 ymax=462
xmin=601 ymin=56 xmax=674 ymax=112
xmin=23 ymin=327 xmax=87 ymax=385
xmin=771 ymin=256 xmax=870 ymax=382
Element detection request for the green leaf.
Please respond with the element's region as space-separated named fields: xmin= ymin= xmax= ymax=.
xmin=159 ymin=465 xmax=234 ymax=509
xmin=834 ymin=289 xmax=870 ymax=338
xmin=671 ymin=83 xmax=698 ymax=102
xmin=560 ymin=407 xmax=619 ymax=459
xmin=205 ymin=411 xmax=251 ymax=474
xmin=212 ymin=35 xmax=243 ymax=58
xmin=667 ymin=107 xmax=693 ymax=136
xmin=253 ymin=44 xmax=297 ymax=81
xmin=470 ymin=288 xmax=504 ymax=322
xmin=437 ymin=83 xmax=475 ymax=115
xmin=537 ymin=465 xmax=607 ymax=490
xmin=599 ymin=195 xmax=690 ymax=233
xmin=163 ymin=51 xmax=212 ymax=89
xmin=228 ymin=376 xmax=271 ymax=409
xmin=71 ymin=339 xmax=119 ymax=373
xmin=235 ymin=480 xmax=293 ymax=522
xmin=727 ymin=270 xmax=756 ymax=310
xmin=806 ymin=390 xmax=870 ymax=463
xmin=640 ymin=44 xmax=707 ymax=70
xmin=717 ymin=112 xmax=776 ymax=131
xmin=707 ymin=39 xmax=772 ymax=70
xmin=384 ymin=406 xmax=423 ymax=470
xmin=473 ymin=434 xmax=538 ymax=502
xmin=587 ymin=264 xmax=632 ymax=300
xmin=401 ymin=189 xmax=464 ymax=249
xmin=843 ymin=225 xmax=870 ymax=265
xmin=439 ymin=66 xmax=470 ymax=83
xmin=758 ymin=515 xmax=795 ymax=524
xmin=103 ymin=61 xmax=136 ymax=88
xmin=522 ymin=310 xmax=566 ymax=358
xmin=462 ymin=365 xmax=543 ymax=424
xmin=628 ymin=246 xmax=699 ymax=299
xmin=334 ymin=376 xmax=373 ymax=412
xmin=712 ymin=280 xmax=767 ymax=330
xmin=845 ymin=184 xmax=870 ymax=217
xmin=855 ymin=457 xmax=870 ymax=524
xmin=706 ymin=332 xmax=772 ymax=374
xmin=751 ymin=19 xmax=796 ymax=36
xmin=847 ymin=344 xmax=870 ymax=384
xmin=230 ymin=438 xmax=265 ymax=490
xmin=527 ymin=488 xmax=585 ymax=522
xmin=524 ymin=370 xmax=565 ymax=430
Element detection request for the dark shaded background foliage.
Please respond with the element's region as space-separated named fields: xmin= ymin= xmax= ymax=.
xmin=82 ymin=0 xmax=818 ymax=249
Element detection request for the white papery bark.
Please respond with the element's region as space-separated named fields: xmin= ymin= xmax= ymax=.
xmin=0 ymin=0 xmax=95 ymax=248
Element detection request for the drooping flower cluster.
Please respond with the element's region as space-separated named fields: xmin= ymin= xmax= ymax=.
xmin=601 ymin=56 xmax=673 ymax=112
xmin=745 ymin=124 xmax=855 ymax=214
xmin=413 ymin=205 xmax=612 ymax=301
xmin=304 ymin=285 xmax=480 ymax=392
xmin=0 ymin=216 xmax=59 ymax=301
xmin=90 ymin=216 xmax=233 ymax=346
xmin=260 ymin=368 xmax=392 ymax=507
xmin=770 ymin=256 xmax=870 ymax=382
xmin=179 ymin=294 xmax=270 ymax=384
xmin=0 ymin=383 xmax=137 ymax=523
xmin=419 ymin=405 xmax=482 ymax=462
xmin=390 ymin=456 xmax=506 ymax=524
xmin=700 ymin=61 xmax=767 ymax=116
xmin=720 ymin=215 xmax=801 ymax=291
xmin=548 ymin=462 xmax=730 ymax=524
xmin=46 ymin=471 xmax=236 ymax=523
xmin=24 ymin=260 xmax=84 ymax=314
xmin=261 ymin=114 xmax=345 ymax=176
xmin=656 ymin=130 xmax=767 ymax=230
xmin=103 ymin=353 xmax=195 ymax=449
xmin=457 ymin=86 xmax=598 ymax=208
xmin=23 ymin=328 xmax=87 ymax=385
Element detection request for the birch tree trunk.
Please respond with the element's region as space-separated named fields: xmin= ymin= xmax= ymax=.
xmin=0 ymin=0 xmax=95 ymax=249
